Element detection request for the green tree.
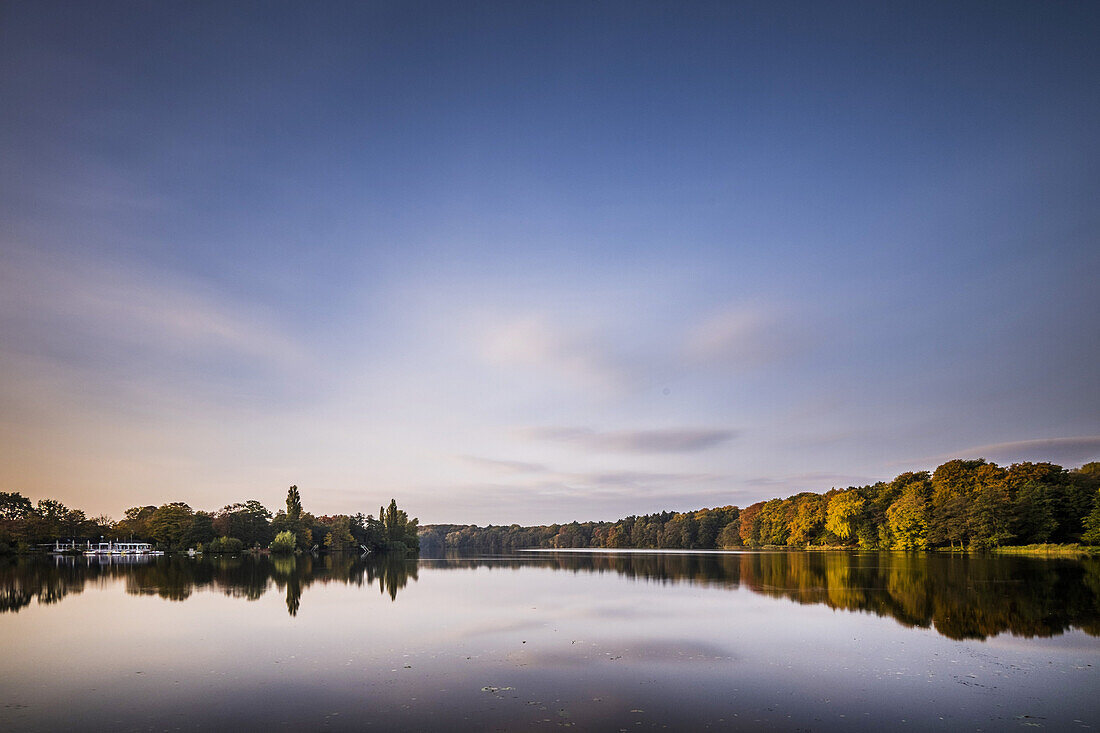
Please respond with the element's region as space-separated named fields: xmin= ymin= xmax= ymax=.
xmin=1012 ymin=481 xmax=1058 ymax=544
xmin=148 ymin=502 xmax=194 ymax=550
xmin=206 ymin=536 xmax=244 ymax=553
xmin=696 ymin=511 xmax=721 ymax=549
xmin=886 ymin=488 xmax=931 ymax=549
xmin=182 ymin=511 xmax=217 ymax=549
xmin=380 ymin=499 xmax=419 ymax=553
xmin=116 ymin=505 xmax=157 ymax=540
xmin=286 ymin=485 xmax=303 ymax=521
xmin=0 ymin=492 xmax=33 ymax=520
xmin=270 ymin=530 xmax=297 ymax=553
xmin=213 ymin=500 xmax=273 ymax=547
xmin=716 ymin=520 xmax=742 ymax=548
xmin=966 ymin=463 xmax=1013 ymax=548
xmin=320 ymin=516 xmax=355 ymax=551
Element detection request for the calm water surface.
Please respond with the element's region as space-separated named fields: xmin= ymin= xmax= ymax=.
xmin=1 ymin=551 xmax=1098 ymax=731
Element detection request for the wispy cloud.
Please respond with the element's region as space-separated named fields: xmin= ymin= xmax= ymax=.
xmin=921 ymin=436 xmax=1100 ymax=468
xmin=460 ymin=455 xmax=547 ymax=474
xmin=525 ymin=426 xmax=737 ymax=453
xmin=478 ymin=315 xmax=628 ymax=393
xmin=684 ymin=304 xmax=801 ymax=369
xmin=0 ymin=245 xmax=304 ymax=366
xmin=740 ymin=471 xmax=880 ymax=492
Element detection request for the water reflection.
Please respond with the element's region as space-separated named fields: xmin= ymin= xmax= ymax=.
xmin=2 ymin=551 xmax=1098 ymax=640
xmin=509 ymin=551 xmax=1100 ymax=640
xmin=0 ymin=553 xmax=418 ymax=615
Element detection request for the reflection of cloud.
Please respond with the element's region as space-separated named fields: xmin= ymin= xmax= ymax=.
xmin=526 ymin=426 xmax=736 ymax=454
xmin=924 ymin=436 xmax=1100 ymax=468
xmin=518 ymin=638 xmax=734 ymax=667
xmin=685 ymin=304 xmax=799 ymax=368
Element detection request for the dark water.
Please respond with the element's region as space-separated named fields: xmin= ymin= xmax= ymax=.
xmin=1 ymin=550 xmax=1098 ymax=731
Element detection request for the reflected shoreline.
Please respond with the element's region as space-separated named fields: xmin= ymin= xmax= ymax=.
xmin=3 ymin=550 xmax=1099 ymax=641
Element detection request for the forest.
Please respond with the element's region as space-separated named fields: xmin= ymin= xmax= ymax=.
xmin=420 ymin=460 xmax=1100 ymax=553
xmin=0 ymin=486 xmax=419 ymax=555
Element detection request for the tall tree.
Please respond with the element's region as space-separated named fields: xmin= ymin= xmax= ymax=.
xmin=286 ymin=485 xmax=302 ymax=522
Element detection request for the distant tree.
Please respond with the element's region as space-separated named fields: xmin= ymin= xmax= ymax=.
xmin=116 ymin=505 xmax=157 ymax=540
xmin=214 ymin=501 xmax=273 ymax=547
xmin=206 ymin=536 xmax=244 ymax=553
xmin=286 ymin=485 xmax=303 ymax=522
xmin=380 ymin=499 xmax=419 ymax=553
xmin=739 ymin=502 xmax=764 ymax=547
xmin=788 ymin=493 xmax=827 ymax=546
xmin=716 ymin=520 xmax=742 ymax=548
xmin=270 ymin=530 xmax=297 ymax=554
xmin=148 ymin=502 xmax=194 ymax=550
xmin=0 ymin=492 xmax=33 ymax=520
xmin=605 ymin=524 xmax=628 ymax=548
xmin=319 ymin=516 xmax=355 ymax=551
xmin=1012 ymin=481 xmax=1058 ymax=544
xmin=966 ymin=463 xmax=1013 ymax=549
xmin=182 ymin=511 xmax=216 ymax=549
xmin=1081 ymin=465 xmax=1100 ymax=545
xmin=757 ymin=498 xmax=791 ymax=546
xmin=825 ymin=491 xmax=864 ymax=542
xmin=886 ymin=488 xmax=931 ymax=549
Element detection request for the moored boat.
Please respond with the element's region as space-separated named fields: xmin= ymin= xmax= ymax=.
xmin=83 ymin=541 xmax=162 ymax=555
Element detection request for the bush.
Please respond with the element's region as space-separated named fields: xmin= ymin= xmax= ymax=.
xmin=270 ymin=531 xmax=297 ymax=554
xmin=206 ymin=536 xmax=244 ymax=554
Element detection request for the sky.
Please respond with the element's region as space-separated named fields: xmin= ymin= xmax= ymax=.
xmin=1 ymin=1 xmax=1098 ymax=525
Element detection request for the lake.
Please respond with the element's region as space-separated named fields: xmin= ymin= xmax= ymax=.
xmin=1 ymin=550 xmax=1098 ymax=731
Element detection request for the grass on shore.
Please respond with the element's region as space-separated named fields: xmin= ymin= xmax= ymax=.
xmin=990 ymin=543 xmax=1099 ymax=556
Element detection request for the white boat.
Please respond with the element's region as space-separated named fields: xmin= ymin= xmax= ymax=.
xmin=83 ymin=541 xmax=163 ymax=556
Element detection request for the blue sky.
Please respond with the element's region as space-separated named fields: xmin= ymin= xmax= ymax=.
xmin=2 ymin=1 xmax=1098 ymax=524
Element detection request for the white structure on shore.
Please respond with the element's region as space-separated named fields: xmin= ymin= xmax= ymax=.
xmin=82 ymin=541 xmax=157 ymax=555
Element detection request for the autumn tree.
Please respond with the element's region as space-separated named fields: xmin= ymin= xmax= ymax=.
xmin=825 ymin=490 xmax=864 ymax=543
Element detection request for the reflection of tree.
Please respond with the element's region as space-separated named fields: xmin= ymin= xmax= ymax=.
xmin=0 ymin=557 xmax=90 ymax=612
xmin=5 ymin=551 xmax=1100 ymax=640
xmin=0 ymin=587 xmax=33 ymax=613
xmin=286 ymin=575 xmax=302 ymax=616
xmin=0 ymin=552 xmax=422 ymax=617
xmin=366 ymin=554 xmax=417 ymax=601
xmin=431 ymin=551 xmax=1100 ymax=641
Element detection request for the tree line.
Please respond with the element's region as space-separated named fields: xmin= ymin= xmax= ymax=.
xmin=0 ymin=485 xmax=419 ymax=555
xmin=421 ymin=460 xmax=1100 ymax=553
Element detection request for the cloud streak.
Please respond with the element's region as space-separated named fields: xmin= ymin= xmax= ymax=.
xmin=525 ymin=426 xmax=737 ymax=454
xmin=926 ymin=436 xmax=1100 ymax=468
xmin=460 ymin=456 xmax=547 ymax=474
xmin=0 ymin=246 xmax=303 ymax=366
